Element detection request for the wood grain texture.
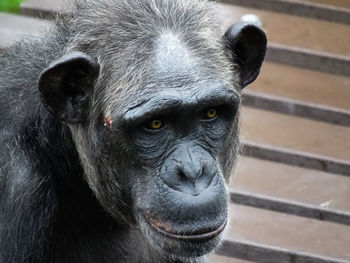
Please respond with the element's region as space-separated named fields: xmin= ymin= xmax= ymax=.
xmin=242 ymin=90 xmax=350 ymax=126
xmin=218 ymin=239 xmax=349 ymax=263
xmin=246 ymin=62 xmax=350 ymax=111
xmin=297 ymin=0 xmax=350 ymax=9
xmin=230 ymin=190 xmax=350 ymax=226
xmin=221 ymin=0 xmax=350 ymax=24
xmin=220 ymin=204 xmax=350 ymax=262
xmin=209 ymin=255 xmax=254 ymax=263
xmin=266 ymin=43 xmax=350 ymax=77
xmin=219 ymin=3 xmax=350 ymax=56
xmin=232 ymin=157 xmax=350 ymax=212
xmin=241 ymin=107 xmax=350 ymax=163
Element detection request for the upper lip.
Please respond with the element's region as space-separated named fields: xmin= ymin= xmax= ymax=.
xmin=144 ymin=214 xmax=227 ymax=241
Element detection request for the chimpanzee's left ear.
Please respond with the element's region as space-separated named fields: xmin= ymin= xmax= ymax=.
xmin=224 ymin=22 xmax=267 ymax=88
xmin=38 ymin=51 xmax=100 ymax=123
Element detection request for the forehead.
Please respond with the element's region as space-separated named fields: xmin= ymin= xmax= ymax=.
xmin=153 ymin=32 xmax=195 ymax=77
xmin=147 ymin=32 xmax=223 ymax=90
xmin=115 ymin=32 xmax=236 ymax=113
xmin=149 ymin=32 xmax=233 ymax=88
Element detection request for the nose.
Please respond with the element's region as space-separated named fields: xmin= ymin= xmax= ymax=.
xmin=160 ymin=145 xmax=217 ymax=195
xmin=178 ymin=152 xmax=203 ymax=186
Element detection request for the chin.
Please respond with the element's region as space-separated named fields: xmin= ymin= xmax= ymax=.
xmin=138 ymin=212 xmax=227 ymax=261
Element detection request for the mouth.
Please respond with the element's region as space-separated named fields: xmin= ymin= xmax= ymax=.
xmin=144 ymin=214 xmax=227 ymax=242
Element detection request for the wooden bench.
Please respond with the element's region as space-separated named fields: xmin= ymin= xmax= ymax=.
xmin=0 ymin=13 xmax=50 ymax=49
xmin=243 ymin=62 xmax=350 ymax=126
xmin=1 ymin=0 xmax=350 ymax=262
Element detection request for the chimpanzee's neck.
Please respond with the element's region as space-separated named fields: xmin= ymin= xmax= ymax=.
xmin=21 ymin=112 xmax=92 ymax=207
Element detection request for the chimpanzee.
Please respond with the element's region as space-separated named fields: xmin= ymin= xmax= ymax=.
xmin=0 ymin=0 xmax=266 ymax=262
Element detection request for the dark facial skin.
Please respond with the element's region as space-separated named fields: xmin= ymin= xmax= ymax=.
xmin=104 ymin=35 xmax=241 ymax=258
xmin=115 ymin=86 xmax=239 ymax=258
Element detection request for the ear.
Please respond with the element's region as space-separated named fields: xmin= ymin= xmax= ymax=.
xmin=39 ymin=51 xmax=100 ymax=123
xmin=224 ymin=22 xmax=267 ymax=88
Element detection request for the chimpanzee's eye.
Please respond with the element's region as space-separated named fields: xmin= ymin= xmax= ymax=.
xmin=145 ymin=120 xmax=163 ymax=130
xmin=202 ymin=108 xmax=217 ymax=120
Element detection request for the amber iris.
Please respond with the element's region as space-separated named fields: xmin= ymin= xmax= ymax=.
xmin=150 ymin=120 xmax=162 ymax=130
xmin=206 ymin=109 xmax=217 ymax=119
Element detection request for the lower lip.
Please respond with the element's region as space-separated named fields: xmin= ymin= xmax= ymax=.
xmin=144 ymin=216 xmax=227 ymax=241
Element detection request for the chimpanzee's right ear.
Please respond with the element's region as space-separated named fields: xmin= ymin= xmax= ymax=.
xmin=39 ymin=51 xmax=100 ymax=123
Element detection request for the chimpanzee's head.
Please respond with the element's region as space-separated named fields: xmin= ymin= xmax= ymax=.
xmin=38 ymin=0 xmax=266 ymax=260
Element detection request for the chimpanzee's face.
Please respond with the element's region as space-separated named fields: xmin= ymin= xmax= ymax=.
xmin=121 ymin=89 xmax=239 ymax=258
xmin=102 ymin=33 xmax=240 ymax=258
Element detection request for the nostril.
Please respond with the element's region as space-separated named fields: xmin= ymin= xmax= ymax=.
xmin=178 ymin=167 xmax=202 ymax=186
xmin=179 ymin=171 xmax=190 ymax=185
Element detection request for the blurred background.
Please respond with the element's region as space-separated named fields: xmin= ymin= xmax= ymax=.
xmin=0 ymin=0 xmax=349 ymax=262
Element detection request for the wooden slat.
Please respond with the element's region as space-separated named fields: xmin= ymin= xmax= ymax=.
xmin=230 ymin=190 xmax=350 ymax=226
xmin=233 ymin=157 xmax=350 ymax=212
xmin=221 ymin=0 xmax=350 ymax=24
xmin=219 ymin=204 xmax=350 ymax=262
xmin=0 ymin=13 xmax=50 ymax=49
xmin=209 ymin=255 xmax=254 ymax=263
xmin=20 ymin=0 xmax=68 ymax=19
xmin=218 ymin=239 xmax=349 ymax=263
xmin=266 ymin=43 xmax=350 ymax=77
xmin=219 ymin=4 xmax=350 ymax=57
xmin=243 ymin=59 xmax=350 ymax=128
xmin=241 ymin=107 xmax=350 ymax=172
xmin=298 ymin=0 xmax=350 ymax=9
xmin=246 ymin=62 xmax=350 ymax=111
xmin=242 ymin=91 xmax=350 ymax=126
xmin=230 ymin=157 xmax=350 ymax=225
xmin=241 ymin=140 xmax=350 ymax=176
